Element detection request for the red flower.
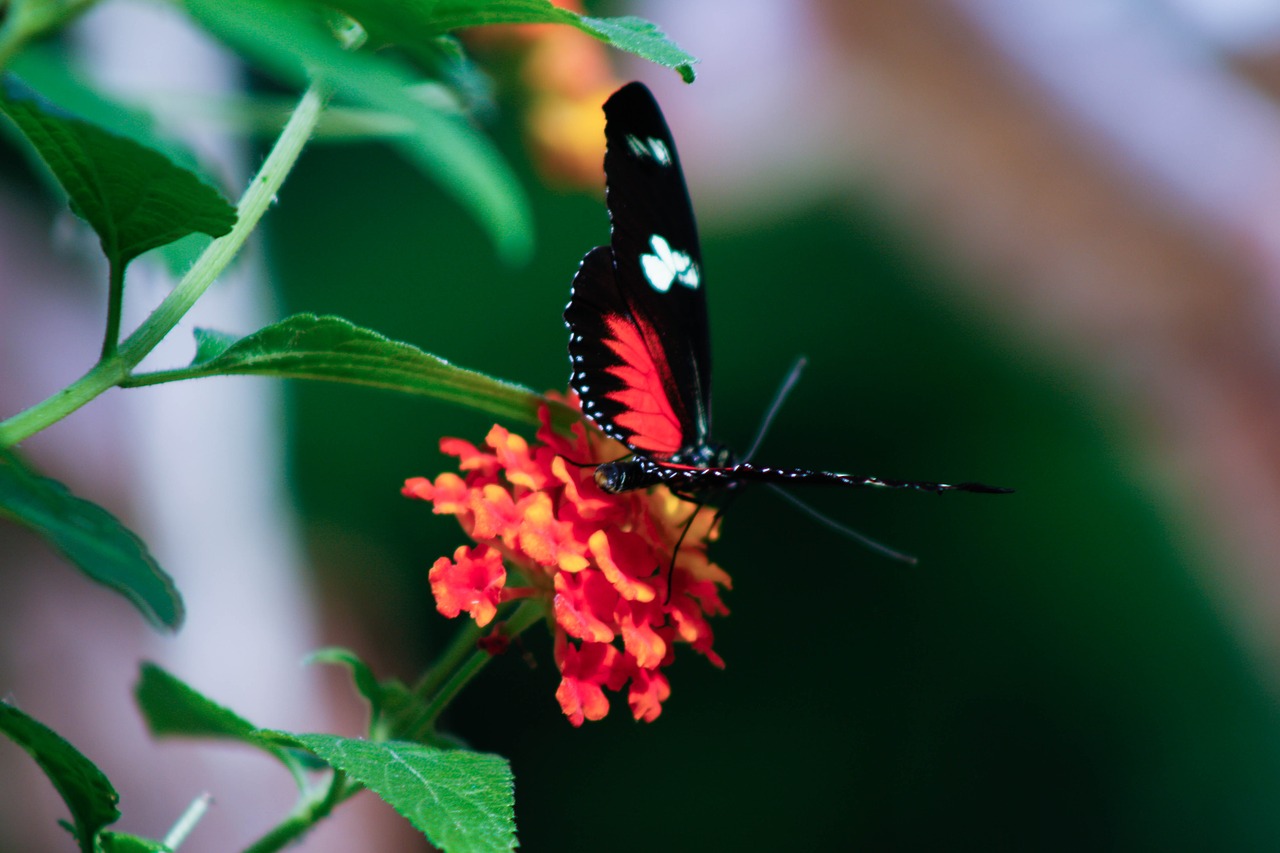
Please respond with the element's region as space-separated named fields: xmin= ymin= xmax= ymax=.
xmin=403 ymin=395 xmax=731 ymax=725
xmin=428 ymin=545 xmax=506 ymax=628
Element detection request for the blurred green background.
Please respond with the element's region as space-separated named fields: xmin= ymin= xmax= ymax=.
xmin=269 ymin=91 xmax=1280 ymax=849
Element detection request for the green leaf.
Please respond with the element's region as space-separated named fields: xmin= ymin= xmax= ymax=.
xmin=0 ymin=0 xmax=99 ymax=61
xmin=306 ymin=648 xmax=387 ymax=720
xmin=133 ymin=663 xmax=303 ymax=775
xmin=8 ymin=46 xmax=210 ymax=172
xmin=0 ymin=77 xmax=237 ymax=269
xmin=305 ymin=648 xmax=415 ymax=736
xmin=275 ymin=733 xmax=516 ymax=852
xmin=0 ymin=701 xmax=120 ymax=853
xmin=191 ymin=327 xmax=239 ymax=364
xmin=179 ymin=0 xmax=533 ymax=263
xmin=134 ymin=662 xmax=259 ymax=742
xmin=99 ymin=833 xmax=172 ymax=853
xmin=0 ymin=447 xmax=183 ymax=631
xmin=575 ymin=15 xmax=698 ymax=83
xmin=4 ymin=48 xmax=233 ymax=277
xmin=329 ymin=0 xmax=698 ymax=83
xmin=127 ymin=314 xmax=577 ymax=431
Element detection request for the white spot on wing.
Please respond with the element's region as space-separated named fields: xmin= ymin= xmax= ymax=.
xmin=641 ymin=251 xmax=674 ymax=292
xmin=640 ymin=234 xmax=700 ymax=293
xmin=678 ymin=263 xmax=699 ymax=289
xmin=624 ymin=134 xmax=672 ymax=167
xmin=625 ymin=134 xmax=648 ymax=159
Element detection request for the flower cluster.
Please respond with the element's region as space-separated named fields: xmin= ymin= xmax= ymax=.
xmin=402 ymin=397 xmax=730 ymax=725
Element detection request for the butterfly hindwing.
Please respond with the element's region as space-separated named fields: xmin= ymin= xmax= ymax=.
xmin=566 ymin=82 xmax=712 ymax=457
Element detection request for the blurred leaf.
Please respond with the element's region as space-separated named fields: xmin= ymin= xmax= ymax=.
xmin=0 ymin=77 xmax=237 ymax=269
xmin=99 ymin=833 xmax=172 ymax=853
xmin=573 ymin=15 xmax=697 ymax=82
xmin=134 ymin=663 xmax=302 ymax=774
xmin=8 ymin=46 xmax=208 ymax=171
xmin=274 ymin=732 xmax=516 ymax=852
xmin=306 ymin=648 xmax=415 ymax=736
xmin=306 ymin=648 xmax=387 ymax=721
xmin=0 ymin=447 xmax=183 ymax=631
xmin=179 ymin=0 xmax=533 ymax=263
xmin=0 ymin=0 xmax=98 ymax=59
xmin=0 ymin=702 xmax=120 ymax=853
xmin=5 ymin=49 xmax=233 ymax=276
xmin=329 ymin=0 xmax=697 ymax=82
xmin=129 ymin=314 xmax=574 ymax=430
xmin=135 ymin=662 xmax=259 ymax=741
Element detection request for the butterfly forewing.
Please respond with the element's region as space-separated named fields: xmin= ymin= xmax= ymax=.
xmin=566 ymin=82 xmax=712 ymax=458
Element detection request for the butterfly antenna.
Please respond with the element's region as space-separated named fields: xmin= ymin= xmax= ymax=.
xmin=765 ymin=483 xmax=918 ymax=565
xmin=743 ymin=356 xmax=808 ymax=464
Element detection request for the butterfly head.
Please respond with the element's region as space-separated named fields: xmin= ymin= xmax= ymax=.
xmin=593 ymin=459 xmax=651 ymax=494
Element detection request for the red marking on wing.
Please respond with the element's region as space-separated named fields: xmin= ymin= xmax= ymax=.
xmin=601 ymin=314 xmax=684 ymax=454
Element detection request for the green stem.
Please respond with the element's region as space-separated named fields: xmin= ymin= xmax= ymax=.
xmin=0 ymin=82 xmax=326 ymax=447
xmin=404 ymin=599 xmax=546 ymax=741
xmin=241 ymin=771 xmax=348 ymax=853
xmin=100 ymin=260 xmax=125 ymax=359
xmin=410 ymin=617 xmax=486 ymax=705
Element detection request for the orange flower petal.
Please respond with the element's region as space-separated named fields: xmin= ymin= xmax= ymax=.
xmin=486 ymin=425 xmax=547 ymax=491
xmin=555 ymin=639 xmax=624 ymax=726
xmin=553 ymin=571 xmax=615 ymax=643
xmin=440 ymin=437 xmax=501 ymax=476
xmin=428 ymin=472 xmax=471 ymax=515
xmin=618 ymin=602 xmax=667 ymax=670
xmin=627 ymin=667 xmax=671 ymax=723
xmin=428 ymin=545 xmax=506 ymax=627
xmin=401 ymin=476 xmax=434 ymax=501
xmin=517 ymin=492 xmax=589 ymax=571
xmin=587 ymin=529 xmax=656 ymax=602
xmin=471 ymin=483 xmax=522 ymax=542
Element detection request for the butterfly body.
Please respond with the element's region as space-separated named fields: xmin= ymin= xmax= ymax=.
xmin=566 ymin=82 xmax=1009 ymax=508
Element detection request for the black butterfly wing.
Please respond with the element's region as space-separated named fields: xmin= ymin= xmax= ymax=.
xmin=565 ymin=82 xmax=711 ymax=459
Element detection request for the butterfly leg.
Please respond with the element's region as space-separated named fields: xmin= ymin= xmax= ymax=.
xmin=662 ymin=487 xmax=736 ymax=605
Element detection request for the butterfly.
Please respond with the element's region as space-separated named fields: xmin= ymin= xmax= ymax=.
xmin=564 ymin=82 xmax=1010 ymax=530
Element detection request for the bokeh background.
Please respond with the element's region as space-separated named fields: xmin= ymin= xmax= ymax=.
xmin=8 ymin=0 xmax=1280 ymax=850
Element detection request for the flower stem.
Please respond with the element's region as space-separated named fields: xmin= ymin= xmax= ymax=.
xmin=0 ymin=81 xmax=326 ymax=446
xmin=100 ymin=260 xmax=125 ymax=359
xmin=241 ymin=771 xmax=348 ymax=853
xmin=410 ymin=618 xmax=486 ymax=706
xmin=404 ymin=600 xmax=546 ymax=741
